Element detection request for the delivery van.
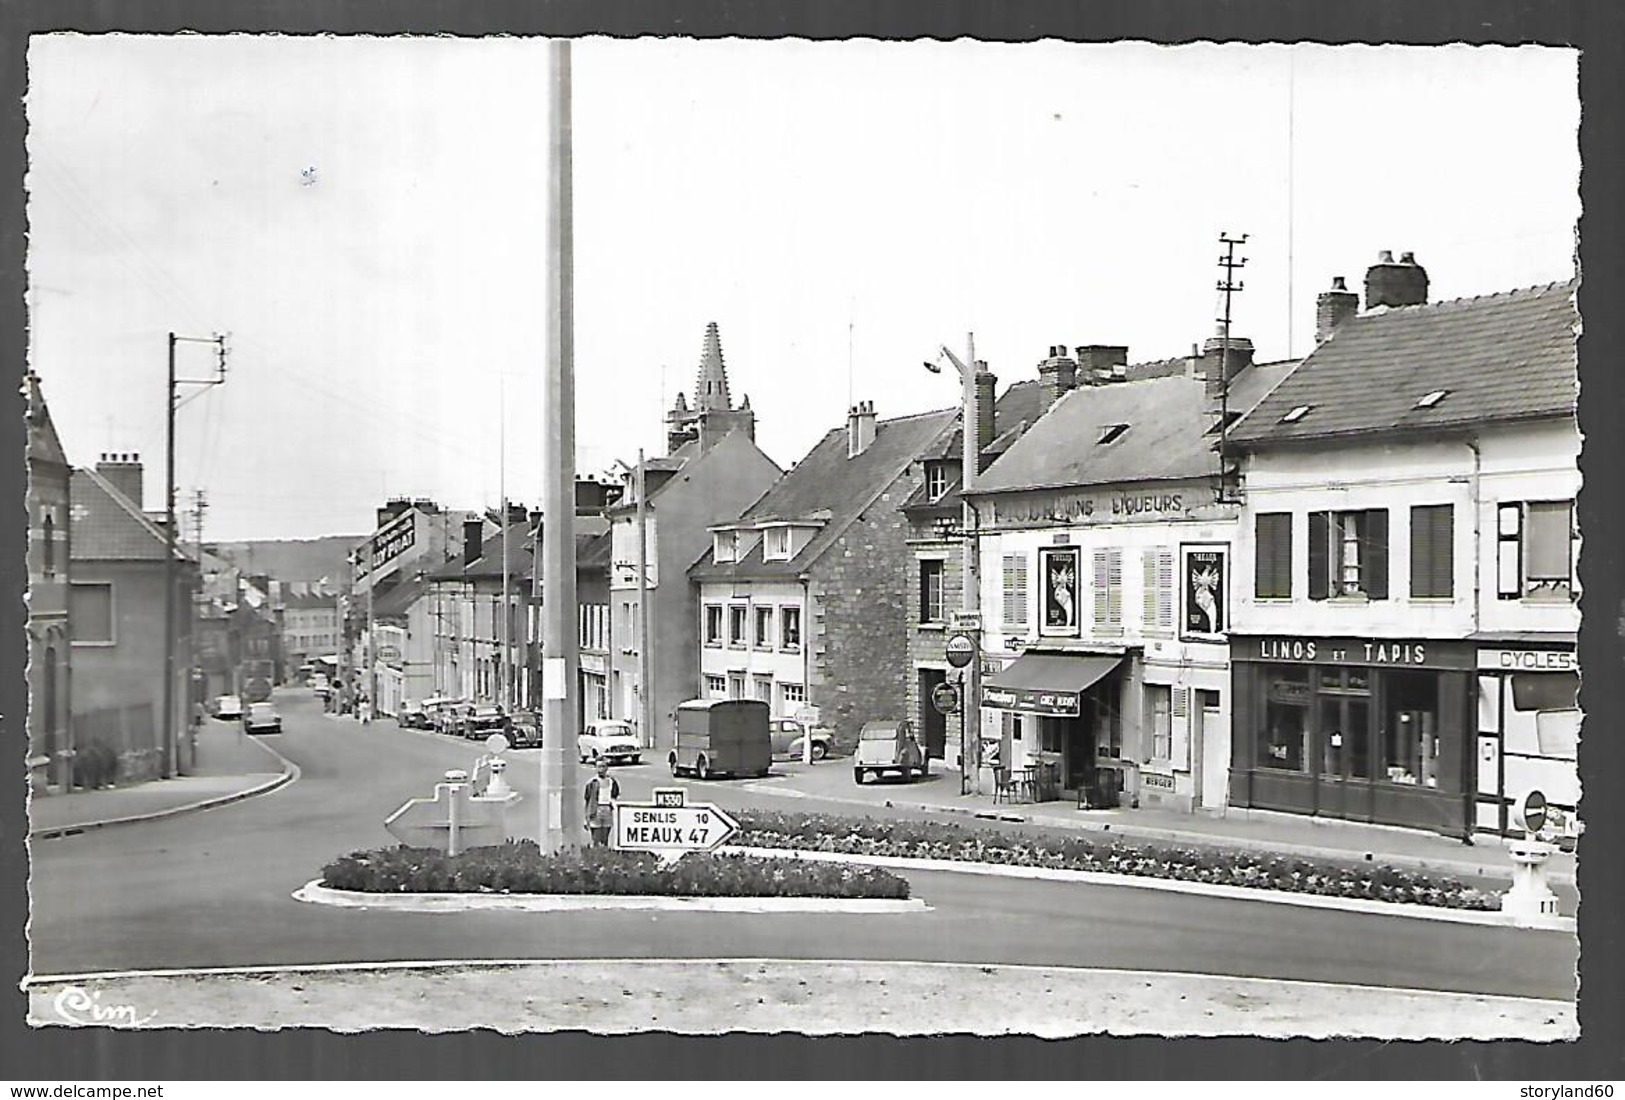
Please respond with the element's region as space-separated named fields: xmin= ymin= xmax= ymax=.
xmin=669 ymin=698 xmax=772 ymax=779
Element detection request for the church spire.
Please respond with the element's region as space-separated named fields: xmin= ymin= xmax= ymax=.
xmin=692 ymin=321 xmax=732 ymax=411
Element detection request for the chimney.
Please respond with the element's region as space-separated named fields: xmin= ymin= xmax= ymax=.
xmin=973 ymin=364 xmax=997 ymax=472
xmin=96 ymin=452 xmax=144 ymax=508
xmin=1201 ymin=326 xmax=1255 ymax=397
xmin=847 ymin=401 xmax=877 ymax=458
xmin=1037 ymin=346 xmax=1079 ymax=408
xmin=1076 ymin=345 xmax=1129 ymax=385
xmin=1364 ymin=249 xmax=1429 ymax=310
xmin=1315 ymin=276 xmax=1360 ymax=343
xmin=462 ymin=517 xmax=485 ymax=567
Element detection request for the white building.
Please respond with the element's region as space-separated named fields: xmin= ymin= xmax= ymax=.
xmin=968 ymin=344 xmax=1294 ymax=812
xmin=1226 ymin=259 xmax=1579 ymax=839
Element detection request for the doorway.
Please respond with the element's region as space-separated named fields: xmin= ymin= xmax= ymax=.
xmin=1316 ymin=668 xmax=1373 ymax=820
xmin=918 ymin=668 xmax=948 ymax=760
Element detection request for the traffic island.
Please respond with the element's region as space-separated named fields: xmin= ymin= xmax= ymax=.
xmin=295 ymin=842 xmax=927 ymax=914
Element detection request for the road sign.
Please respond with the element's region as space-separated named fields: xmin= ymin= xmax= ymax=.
xmin=384 ymin=772 xmax=507 ymax=855
xmin=931 ymin=682 xmax=961 ymax=715
xmin=1517 ymin=789 xmax=1549 ymax=835
xmin=946 ymin=633 xmax=977 ymax=668
xmin=951 ymin=612 xmax=981 ymax=631
xmin=613 ymin=787 xmax=740 ymax=853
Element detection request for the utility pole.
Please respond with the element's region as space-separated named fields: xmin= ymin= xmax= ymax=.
xmin=636 ymin=447 xmax=652 ymax=749
xmin=927 ymin=334 xmax=983 ymax=795
xmin=539 ymin=38 xmax=582 ymax=853
xmin=165 ymin=331 xmax=227 ymax=778
xmin=500 ymin=374 xmax=511 ymax=711
xmin=1216 ymin=232 xmax=1248 ymax=503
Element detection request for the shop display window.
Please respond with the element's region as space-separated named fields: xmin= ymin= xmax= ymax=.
xmin=1381 ymin=671 xmax=1439 ymax=787
xmin=1260 ymin=669 xmax=1310 ymax=771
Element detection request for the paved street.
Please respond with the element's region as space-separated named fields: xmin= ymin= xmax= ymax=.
xmin=26 ymin=689 xmax=1576 ymax=1004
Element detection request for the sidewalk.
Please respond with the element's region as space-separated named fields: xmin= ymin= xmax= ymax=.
xmin=28 ymin=719 xmax=294 ymax=839
xmin=745 ymin=759 xmax=1577 ymax=887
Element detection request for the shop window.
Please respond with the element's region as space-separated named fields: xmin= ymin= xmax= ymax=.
xmin=780 ymin=606 xmax=802 ymax=651
xmin=1497 ymin=501 xmax=1577 ymax=601
xmin=1254 ymin=513 xmax=1292 ymax=599
xmin=919 ymin=559 xmax=945 ymax=624
xmin=1001 ymin=553 xmax=1029 ymax=629
xmin=728 ymin=605 xmax=748 ymax=647
xmin=1382 ymin=671 xmax=1440 ymax=787
xmin=1142 ymin=549 xmax=1174 ymax=633
xmin=1259 ymin=669 xmax=1311 ymax=771
xmin=753 ymin=605 xmax=774 ymax=648
xmin=1510 ymin=671 xmax=1579 ymax=713
xmin=1409 ymin=504 xmax=1454 ymax=599
xmin=70 ymin=583 xmax=114 ymax=645
xmin=1147 ymin=684 xmax=1172 ymax=761
xmin=1308 ymin=509 xmax=1388 ymax=600
xmin=1091 ymin=548 xmax=1123 ymax=633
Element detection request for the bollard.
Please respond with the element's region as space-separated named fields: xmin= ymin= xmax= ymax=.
xmin=443 ymin=769 xmax=469 ymax=857
xmin=1502 ymin=836 xmax=1561 ymax=921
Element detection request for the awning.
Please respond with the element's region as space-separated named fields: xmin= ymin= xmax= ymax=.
xmin=982 ymin=653 xmax=1122 ymax=717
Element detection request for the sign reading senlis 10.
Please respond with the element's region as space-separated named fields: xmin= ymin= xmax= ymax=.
xmin=612 ymin=788 xmax=739 ymax=853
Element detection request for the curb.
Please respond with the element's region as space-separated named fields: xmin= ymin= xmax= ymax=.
xmin=738 ymin=783 xmax=1573 ymax=888
xmin=29 ymin=737 xmax=301 ymax=841
xmin=719 ymin=845 xmax=1575 ymax=932
xmin=291 ymin=878 xmax=929 ymax=914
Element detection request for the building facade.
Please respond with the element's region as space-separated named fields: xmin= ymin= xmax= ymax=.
xmin=693 ymin=402 xmax=959 ymax=754
xmin=25 ymin=373 xmax=73 ymax=792
xmin=1226 ymin=260 xmax=1579 ymax=839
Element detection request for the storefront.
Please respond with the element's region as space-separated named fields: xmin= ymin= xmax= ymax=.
xmin=1229 ymin=635 xmax=1474 ymax=838
xmin=982 ymin=648 xmax=1132 ymax=806
xmin=1471 ymin=635 xmax=1579 ymax=838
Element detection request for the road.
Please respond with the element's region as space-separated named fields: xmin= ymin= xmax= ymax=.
xmin=26 ymin=689 xmax=1577 ymax=1002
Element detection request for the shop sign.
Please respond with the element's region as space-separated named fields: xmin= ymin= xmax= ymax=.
xmin=1142 ymin=770 xmax=1176 ymax=791
xmin=375 ymin=644 xmax=402 ymax=665
xmin=982 ymin=685 xmax=1080 ymax=717
xmin=1234 ymin=635 xmax=1474 ymax=670
xmin=931 ymin=682 xmax=961 ymax=715
xmin=1477 ymin=648 xmax=1576 ymax=673
xmin=987 ymin=485 xmax=1197 ymax=530
xmin=368 ymin=512 xmax=418 ymax=575
xmin=1181 ymin=544 xmax=1228 ymax=639
xmin=945 ymin=633 xmax=977 ymax=668
xmin=1038 ymin=545 xmax=1082 ymax=638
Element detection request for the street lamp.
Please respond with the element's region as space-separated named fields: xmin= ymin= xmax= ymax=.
xmin=926 ymin=334 xmax=985 ymax=796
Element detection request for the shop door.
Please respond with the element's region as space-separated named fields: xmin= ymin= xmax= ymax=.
xmin=1317 ymin=694 xmax=1373 ymax=820
xmin=918 ymin=668 xmax=948 ymax=760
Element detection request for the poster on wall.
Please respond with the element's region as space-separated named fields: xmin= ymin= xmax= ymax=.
xmin=1181 ymin=544 xmax=1228 ymax=640
xmin=1038 ymin=545 xmax=1082 ymax=637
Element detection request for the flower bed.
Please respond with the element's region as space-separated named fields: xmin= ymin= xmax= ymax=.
xmin=731 ymin=811 xmax=1499 ymax=911
xmin=320 ymin=841 xmax=910 ymax=899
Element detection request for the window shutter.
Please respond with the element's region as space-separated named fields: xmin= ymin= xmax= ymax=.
xmin=1093 ymin=550 xmax=1110 ymax=627
xmin=1364 ymin=509 xmax=1389 ymax=599
xmin=1307 ymin=512 xmax=1329 ymax=600
xmin=1171 ymin=687 xmax=1189 ymax=769
xmin=1157 ymin=550 xmax=1174 ymax=630
xmin=1497 ymin=503 xmax=1522 ymax=598
xmin=1106 ymin=549 xmax=1123 ymax=630
xmin=1143 ymin=550 xmax=1159 ymax=630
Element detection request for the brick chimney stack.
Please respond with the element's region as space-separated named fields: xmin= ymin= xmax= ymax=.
xmin=973 ymin=364 xmax=997 ymax=472
xmin=1315 ymin=276 xmax=1360 ymax=344
xmin=1364 ymin=249 xmax=1429 ymax=310
xmin=847 ymin=400 xmax=877 ymax=458
xmin=1201 ymin=326 xmax=1255 ymax=397
xmin=96 ymin=452 xmax=144 ymax=508
xmin=1037 ymin=346 xmax=1079 ymax=409
xmin=1076 ymin=345 xmax=1129 ymax=385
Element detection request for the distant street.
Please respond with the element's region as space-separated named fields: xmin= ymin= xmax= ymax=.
xmin=26 ymin=689 xmax=1576 ymax=1002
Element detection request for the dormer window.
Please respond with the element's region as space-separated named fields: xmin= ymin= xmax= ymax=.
xmin=764 ymin=527 xmax=791 ymax=561
xmin=1415 ymin=389 xmax=1450 ymax=409
xmin=925 ymin=463 xmax=949 ymax=502
xmin=712 ymin=531 xmax=736 ymax=563
xmin=1281 ymin=405 xmax=1313 ymax=424
xmin=1098 ymin=424 xmax=1130 ymax=445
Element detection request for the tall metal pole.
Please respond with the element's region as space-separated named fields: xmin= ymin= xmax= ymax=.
xmin=500 ymin=375 xmax=511 ymax=711
xmin=636 ymin=447 xmax=653 ymax=749
xmin=164 ymin=333 xmax=177 ymax=778
xmin=961 ymin=333 xmax=982 ymax=796
xmin=540 ymin=38 xmax=582 ymax=853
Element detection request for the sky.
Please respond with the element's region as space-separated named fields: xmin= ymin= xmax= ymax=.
xmin=25 ymin=36 xmax=1580 ymax=543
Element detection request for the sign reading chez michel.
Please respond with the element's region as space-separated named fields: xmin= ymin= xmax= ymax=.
xmin=1233 ymin=635 xmax=1475 ymax=670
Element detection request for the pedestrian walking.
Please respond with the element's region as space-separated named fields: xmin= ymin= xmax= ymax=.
xmin=584 ymin=760 xmax=619 ymax=847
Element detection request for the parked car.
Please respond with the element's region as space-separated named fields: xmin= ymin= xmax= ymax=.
xmin=507 ymin=710 xmax=543 ymax=749
xmin=578 ymin=719 xmax=642 ymax=765
xmin=418 ymin=696 xmax=461 ymax=732
xmin=243 ymin=701 xmax=283 ymax=734
xmin=214 ymin=695 xmax=244 ymax=721
xmin=431 ymin=700 xmax=474 ymax=736
xmin=853 ymin=720 xmax=926 ymax=783
xmin=396 ymin=699 xmax=426 ymax=728
xmin=769 ymin=718 xmax=833 ymax=761
xmin=669 ymin=699 xmax=771 ymax=779
xmin=310 ymin=676 xmax=331 ymax=701
xmin=462 ymin=705 xmax=510 ymax=740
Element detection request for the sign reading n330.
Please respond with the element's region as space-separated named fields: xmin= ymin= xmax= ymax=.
xmin=612 ymin=788 xmax=739 ymax=853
